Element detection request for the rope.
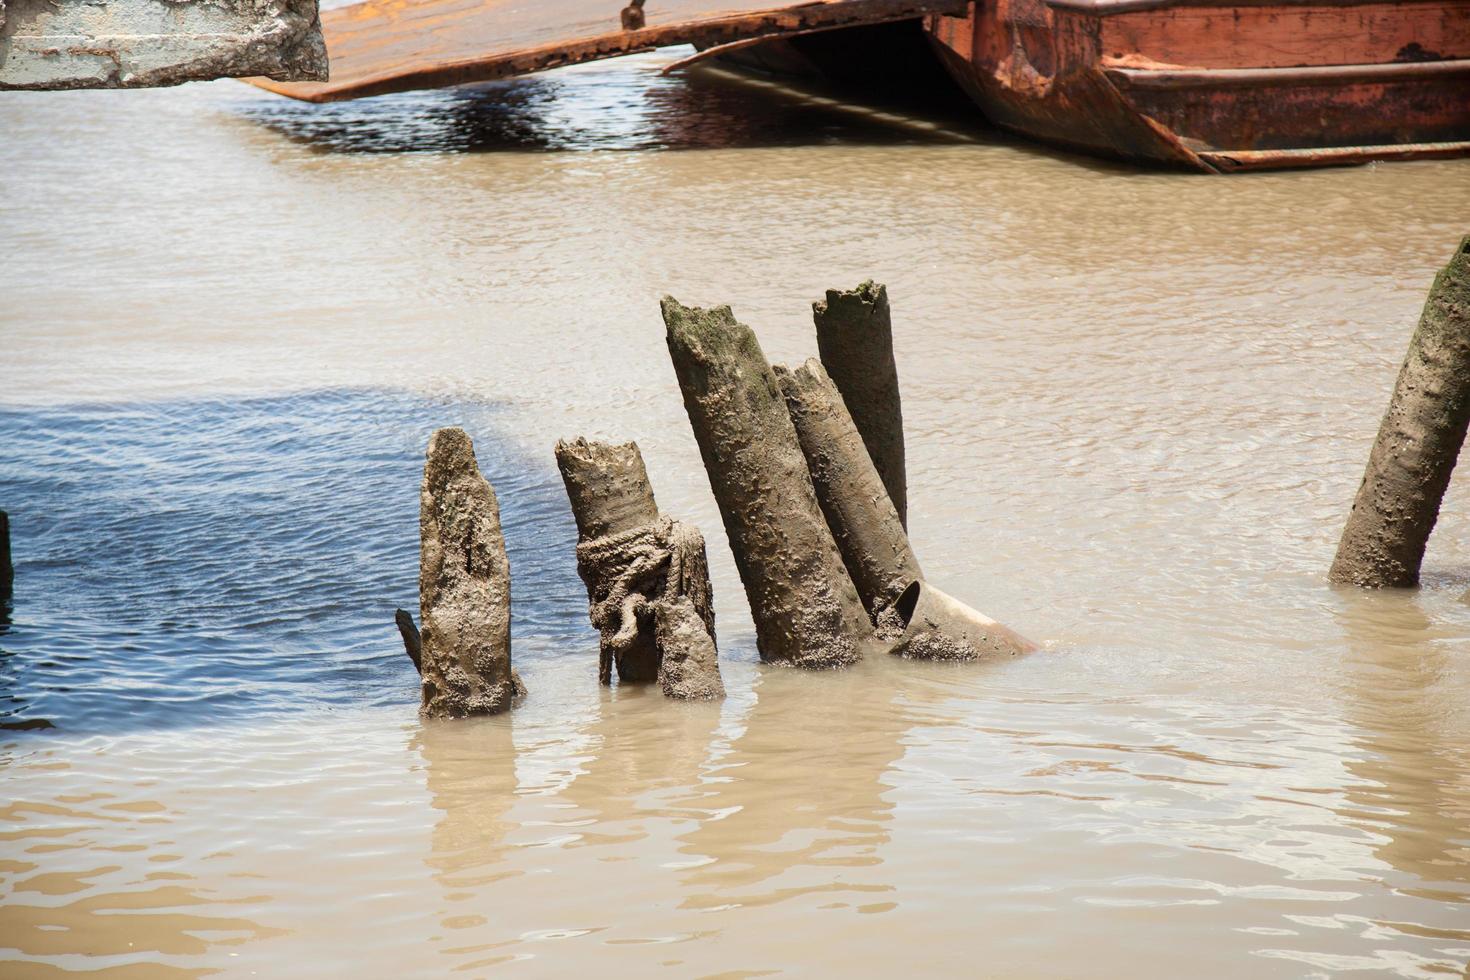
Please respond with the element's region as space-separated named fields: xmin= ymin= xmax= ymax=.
xmin=576 ymin=516 xmax=709 ymax=684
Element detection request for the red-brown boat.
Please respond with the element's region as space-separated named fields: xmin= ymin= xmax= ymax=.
xmin=924 ymin=0 xmax=1470 ymax=171
xmin=248 ymin=0 xmax=1470 ymax=172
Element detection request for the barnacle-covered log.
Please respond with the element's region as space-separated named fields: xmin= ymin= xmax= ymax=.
xmin=1331 ymin=237 xmax=1470 ymax=588
xmin=813 ymin=281 xmax=907 ymax=528
xmin=417 ymin=427 xmax=522 ymax=718
xmin=776 ymin=358 xmax=920 ymax=619
xmin=662 ymin=296 xmax=874 ymax=669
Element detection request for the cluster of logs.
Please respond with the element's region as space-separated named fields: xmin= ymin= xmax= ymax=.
xmin=398 ymin=280 xmax=1037 ymax=719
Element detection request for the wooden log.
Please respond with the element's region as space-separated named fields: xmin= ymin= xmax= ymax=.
xmin=662 ymin=296 xmax=874 ymax=668
xmin=888 ymin=581 xmax=1038 ymax=661
xmin=554 ymin=438 xmax=664 ymax=684
xmin=418 ymin=427 xmax=522 ymax=717
xmin=395 ymin=608 xmax=422 ymax=673
xmin=555 ymin=437 xmax=723 ymax=698
xmin=656 ymin=596 xmax=724 ymax=700
xmin=1331 ymin=237 xmax=1470 ymax=588
xmin=813 ymin=281 xmax=907 ymax=528
xmin=1 ymin=510 xmax=12 ymax=600
xmin=775 ymin=358 xmax=921 ymax=618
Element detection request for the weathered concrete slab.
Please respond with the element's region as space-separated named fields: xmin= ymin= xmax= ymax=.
xmin=0 ymin=0 xmax=327 ymax=90
xmin=245 ymin=0 xmax=966 ymax=102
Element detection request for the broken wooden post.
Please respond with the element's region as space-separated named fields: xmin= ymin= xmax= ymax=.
xmin=775 ymin=358 xmax=920 ymax=619
xmin=813 ymin=281 xmax=907 ymax=528
xmin=555 ymin=438 xmax=662 ymax=684
xmin=662 ymin=296 xmax=874 ymax=669
xmin=1331 ymin=237 xmax=1470 ymax=588
xmin=1 ymin=510 xmax=12 ymax=600
xmin=0 ymin=0 xmax=327 ymax=90
xmin=417 ymin=427 xmax=524 ymax=717
xmin=395 ymin=608 xmax=422 ymax=673
xmin=555 ymin=437 xmax=722 ymax=699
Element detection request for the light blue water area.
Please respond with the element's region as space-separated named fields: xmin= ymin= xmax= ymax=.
xmin=0 ymin=388 xmax=588 ymax=733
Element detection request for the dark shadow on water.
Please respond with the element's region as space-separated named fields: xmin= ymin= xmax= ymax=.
xmin=0 ymin=388 xmax=589 ymax=737
xmin=230 ymin=47 xmax=1011 ymax=156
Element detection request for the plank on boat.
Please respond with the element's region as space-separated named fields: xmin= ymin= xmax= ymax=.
xmin=247 ymin=0 xmax=969 ymax=102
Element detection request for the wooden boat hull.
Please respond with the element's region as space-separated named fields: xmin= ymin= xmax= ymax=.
xmin=922 ymin=0 xmax=1470 ymax=171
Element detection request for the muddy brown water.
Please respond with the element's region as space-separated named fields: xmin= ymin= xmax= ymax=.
xmin=3 ymin=51 xmax=1470 ymax=979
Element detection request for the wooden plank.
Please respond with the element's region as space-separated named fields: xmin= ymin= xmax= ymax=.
xmin=246 ymin=0 xmax=968 ymax=102
xmin=0 ymin=0 xmax=326 ymax=90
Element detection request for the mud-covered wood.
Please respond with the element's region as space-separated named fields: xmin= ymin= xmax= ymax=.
xmin=813 ymin=281 xmax=908 ymax=528
xmin=776 ymin=358 xmax=920 ymax=618
xmin=555 ymin=438 xmax=664 ymax=684
xmin=0 ymin=0 xmax=326 ymax=90
xmin=1331 ymin=237 xmax=1470 ymax=588
xmin=417 ymin=427 xmax=522 ymax=717
xmin=663 ymin=296 xmax=874 ymax=669
xmin=555 ymin=437 xmax=723 ymax=699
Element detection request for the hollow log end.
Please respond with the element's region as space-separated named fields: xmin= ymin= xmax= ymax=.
xmin=812 ymin=280 xmax=889 ymax=322
xmin=554 ymin=436 xmax=659 ymax=540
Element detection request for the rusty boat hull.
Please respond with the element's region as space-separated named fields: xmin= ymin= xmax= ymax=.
xmin=921 ymin=0 xmax=1470 ymax=171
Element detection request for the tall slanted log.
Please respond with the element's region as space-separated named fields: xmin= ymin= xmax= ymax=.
xmin=662 ymin=296 xmax=874 ymax=668
xmin=418 ymin=427 xmax=523 ymax=717
xmin=775 ymin=358 xmax=921 ymax=619
xmin=1331 ymin=237 xmax=1470 ymax=588
xmin=813 ymin=281 xmax=907 ymax=528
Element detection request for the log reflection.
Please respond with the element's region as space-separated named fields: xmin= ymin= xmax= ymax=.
xmin=671 ymin=657 xmax=909 ymax=911
xmin=1336 ymin=593 xmax=1470 ymax=894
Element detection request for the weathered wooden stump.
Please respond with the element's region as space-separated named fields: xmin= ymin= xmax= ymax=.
xmin=813 ymin=281 xmax=907 ymax=528
xmin=1331 ymin=237 xmax=1470 ymax=588
xmin=555 ymin=437 xmax=723 ymax=699
xmin=662 ymin=296 xmax=874 ymax=668
xmin=417 ymin=427 xmax=523 ymax=717
xmin=775 ymin=358 xmax=920 ymax=619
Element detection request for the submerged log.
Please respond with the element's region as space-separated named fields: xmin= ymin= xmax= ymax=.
xmin=555 ymin=437 xmax=723 ymax=698
xmin=888 ymin=581 xmax=1038 ymax=661
xmin=417 ymin=427 xmax=523 ymax=717
xmin=395 ymin=608 xmax=422 ymax=673
xmin=662 ymin=296 xmax=874 ymax=668
xmin=1331 ymin=238 xmax=1470 ymax=588
xmin=1 ymin=510 xmax=12 ymax=600
xmin=813 ymin=281 xmax=907 ymax=528
xmin=775 ymin=358 xmax=920 ymax=618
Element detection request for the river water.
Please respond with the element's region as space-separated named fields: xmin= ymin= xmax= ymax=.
xmin=3 ymin=51 xmax=1470 ymax=979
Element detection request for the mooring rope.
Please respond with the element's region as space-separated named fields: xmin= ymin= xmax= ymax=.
xmin=575 ymin=516 xmax=709 ymax=684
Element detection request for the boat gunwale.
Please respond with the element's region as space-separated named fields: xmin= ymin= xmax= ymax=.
xmin=1043 ymin=0 xmax=1463 ymax=16
xmin=1106 ymin=57 xmax=1470 ymax=89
